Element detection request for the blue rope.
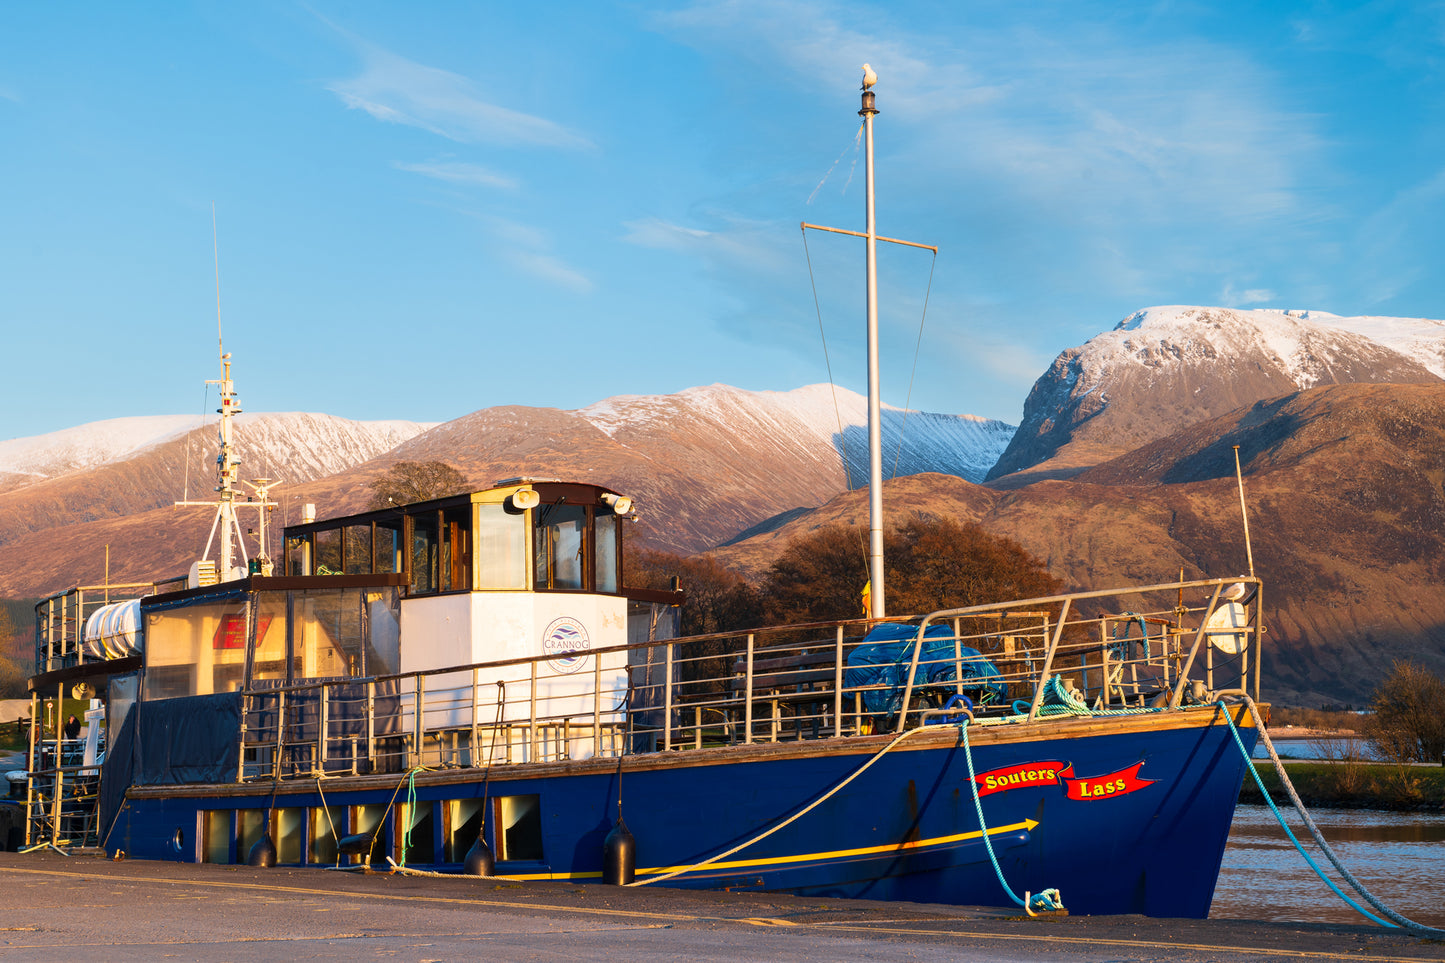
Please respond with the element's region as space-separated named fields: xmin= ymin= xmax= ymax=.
xmin=1217 ymin=702 xmax=1394 ymax=928
xmin=959 ymin=719 xmax=1064 ymax=915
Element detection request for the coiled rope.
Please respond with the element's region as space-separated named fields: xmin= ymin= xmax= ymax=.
xmin=1220 ymin=695 xmax=1445 ymax=938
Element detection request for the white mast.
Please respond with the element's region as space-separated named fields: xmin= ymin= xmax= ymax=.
xmin=800 ymin=66 xmax=935 ymax=620
xmin=176 ymin=353 xmax=278 ymax=583
xmin=174 ymin=210 xmax=280 ymax=585
xmin=860 ymin=71 xmax=884 ymax=619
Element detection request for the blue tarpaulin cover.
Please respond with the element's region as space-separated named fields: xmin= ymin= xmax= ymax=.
xmin=844 ymin=622 xmax=1006 ymax=715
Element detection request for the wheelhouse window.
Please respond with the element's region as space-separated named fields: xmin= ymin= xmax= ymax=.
xmin=411 ymin=513 xmax=438 ymax=594
xmin=476 ymin=503 xmax=526 ymax=589
xmin=595 ymin=512 xmax=619 ymax=594
xmin=535 ymin=504 xmax=587 ymax=591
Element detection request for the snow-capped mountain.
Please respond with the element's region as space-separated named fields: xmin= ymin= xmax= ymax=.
xmin=0 ymin=413 xmax=434 ymax=493
xmin=987 ymin=306 xmax=1445 ymax=481
xmin=581 ymin=384 xmax=1014 ymax=485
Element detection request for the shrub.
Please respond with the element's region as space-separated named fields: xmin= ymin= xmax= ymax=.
xmin=1365 ymin=661 xmax=1445 ymax=764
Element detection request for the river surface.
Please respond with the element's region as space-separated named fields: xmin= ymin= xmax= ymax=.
xmin=1211 ymin=804 xmax=1445 ymax=927
xmin=1253 ymin=735 xmax=1380 ymax=760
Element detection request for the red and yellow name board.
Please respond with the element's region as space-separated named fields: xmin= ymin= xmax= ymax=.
xmin=974 ymin=760 xmax=1155 ymax=800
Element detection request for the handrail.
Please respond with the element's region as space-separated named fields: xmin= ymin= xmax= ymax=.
xmin=218 ymin=574 xmax=1264 ymax=782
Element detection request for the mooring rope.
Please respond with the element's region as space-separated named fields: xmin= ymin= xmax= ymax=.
xmin=1220 ymin=695 xmax=1445 ymax=938
xmin=626 ymin=723 xmax=936 ymax=888
xmin=958 ymin=713 xmax=1066 ymax=915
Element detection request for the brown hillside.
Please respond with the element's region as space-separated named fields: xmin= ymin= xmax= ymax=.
xmin=712 ymin=384 xmax=1445 ymax=707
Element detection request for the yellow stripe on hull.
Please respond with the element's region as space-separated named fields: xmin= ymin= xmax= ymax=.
xmin=504 ymin=818 xmax=1040 ymax=882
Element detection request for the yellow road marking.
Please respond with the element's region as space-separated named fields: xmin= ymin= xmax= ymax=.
xmin=0 ymin=865 xmax=1426 ymax=962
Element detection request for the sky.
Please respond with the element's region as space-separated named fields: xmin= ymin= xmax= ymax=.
xmin=3 ymin=1 xmax=1445 ymax=442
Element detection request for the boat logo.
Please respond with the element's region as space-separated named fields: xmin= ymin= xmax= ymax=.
xmin=974 ymin=761 xmax=1155 ymax=800
xmin=542 ymin=617 xmax=592 ymax=674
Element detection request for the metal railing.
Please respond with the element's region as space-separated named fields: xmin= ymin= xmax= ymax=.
xmin=234 ymin=576 xmax=1263 ymax=782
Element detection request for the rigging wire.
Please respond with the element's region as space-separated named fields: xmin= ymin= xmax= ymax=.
xmin=801 ymin=225 xmax=870 ymax=576
xmin=890 ymin=251 xmax=938 ymax=480
xmin=806 ymin=122 xmax=864 ymax=206
xmin=182 ymin=383 xmax=211 ymax=504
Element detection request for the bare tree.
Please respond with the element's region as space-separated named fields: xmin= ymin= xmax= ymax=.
xmin=368 ymin=461 xmax=470 ymax=509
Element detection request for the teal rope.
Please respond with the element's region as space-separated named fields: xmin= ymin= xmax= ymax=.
xmin=1218 ymin=702 xmax=1393 ymax=928
xmin=399 ymin=769 xmax=420 ymax=868
xmin=960 ymin=719 xmax=1064 ymax=914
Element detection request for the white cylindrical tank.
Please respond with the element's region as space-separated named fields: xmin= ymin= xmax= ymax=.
xmin=82 ymin=598 xmax=143 ymax=659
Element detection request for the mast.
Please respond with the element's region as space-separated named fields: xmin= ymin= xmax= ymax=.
xmin=175 ymin=352 xmax=280 ymax=583
xmin=800 ymin=66 xmax=935 ymax=621
xmin=860 ymin=73 xmax=884 ymax=619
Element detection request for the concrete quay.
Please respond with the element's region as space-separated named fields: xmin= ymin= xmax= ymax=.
xmin=0 ymin=851 xmax=1441 ymax=962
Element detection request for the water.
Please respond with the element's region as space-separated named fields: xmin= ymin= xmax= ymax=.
xmin=1252 ymin=736 xmax=1376 ymax=760
xmin=1211 ymin=804 xmax=1445 ymax=927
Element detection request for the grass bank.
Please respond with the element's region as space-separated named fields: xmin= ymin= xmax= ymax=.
xmin=1242 ymin=760 xmax=1445 ymax=811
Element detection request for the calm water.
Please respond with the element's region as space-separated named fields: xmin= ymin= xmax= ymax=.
xmin=1252 ymin=735 xmax=1386 ymax=760
xmin=1211 ymin=804 xmax=1445 ymax=927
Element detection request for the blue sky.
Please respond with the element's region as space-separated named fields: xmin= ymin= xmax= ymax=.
xmin=3 ymin=1 xmax=1445 ymax=441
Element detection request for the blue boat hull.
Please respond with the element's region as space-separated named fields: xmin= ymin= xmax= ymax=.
xmin=112 ymin=711 xmax=1257 ymax=918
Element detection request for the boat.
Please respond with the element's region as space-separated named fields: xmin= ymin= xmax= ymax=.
xmin=18 ymin=70 xmax=1263 ymax=917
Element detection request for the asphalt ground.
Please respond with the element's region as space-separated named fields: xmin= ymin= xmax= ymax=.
xmin=0 ymin=852 xmax=1441 ymax=962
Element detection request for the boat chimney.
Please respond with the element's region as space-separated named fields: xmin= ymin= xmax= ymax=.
xmin=302 ymin=503 xmax=316 ymax=524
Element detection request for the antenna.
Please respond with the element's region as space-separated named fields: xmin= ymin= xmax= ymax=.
xmin=173 ymin=207 xmax=282 ymax=584
xmin=1232 ymin=445 xmax=1255 ymax=577
xmin=212 ymin=201 xmax=224 ymax=362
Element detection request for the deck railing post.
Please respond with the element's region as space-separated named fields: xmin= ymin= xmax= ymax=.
xmin=1252 ymin=583 xmax=1264 ymax=701
xmin=318 ymin=685 xmax=330 ymax=772
xmin=1025 ymin=600 xmax=1072 ymax=722
xmin=744 ymin=634 xmax=755 ymax=745
xmin=49 ymin=767 xmax=64 ymax=847
xmin=413 ymin=674 xmax=426 ymax=768
xmin=366 ymin=680 xmax=376 ymax=772
xmin=471 ymin=667 xmax=481 ymax=767
xmin=663 ymin=641 xmax=674 ymax=752
xmin=1170 ymin=583 xmax=1224 ymax=708
xmin=834 ymin=626 xmax=845 ymax=736
xmin=272 ymin=690 xmax=286 ymax=779
xmin=592 ymin=656 xmax=602 ymax=756
xmin=236 ymin=694 xmax=249 ymax=783
xmin=529 ymin=661 xmax=538 ymax=763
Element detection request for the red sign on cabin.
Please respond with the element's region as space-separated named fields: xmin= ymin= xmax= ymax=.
xmin=212 ymin=615 xmax=273 ymax=649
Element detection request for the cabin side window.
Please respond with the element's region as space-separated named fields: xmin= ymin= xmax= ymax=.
xmin=315 ymin=528 xmax=342 ymax=575
xmin=374 ymin=521 xmax=402 ymax=574
xmin=440 ymin=506 xmax=470 ymax=592
xmin=344 ymin=525 xmax=372 ymax=574
xmin=475 ymin=503 xmax=527 ymax=590
xmin=410 ymin=513 xmax=439 ymax=593
xmin=144 ymin=600 xmax=251 ymax=699
xmin=595 ymin=512 xmax=619 ymax=594
xmin=285 ymin=535 xmax=311 ymax=576
xmin=535 ymin=504 xmax=587 ymax=591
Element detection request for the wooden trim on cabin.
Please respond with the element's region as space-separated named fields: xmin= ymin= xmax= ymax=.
xmin=29 ymin=656 xmax=142 ymax=692
xmin=143 ymin=573 xmax=408 ymax=606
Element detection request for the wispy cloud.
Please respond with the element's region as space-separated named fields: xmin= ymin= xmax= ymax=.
xmin=1221 ymin=285 xmax=1279 ymax=308
xmin=622 ymin=214 xmax=795 ymax=278
xmin=325 ymin=33 xmax=592 ymax=150
xmin=469 ymin=213 xmax=592 ymax=293
xmin=655 ymin=0 xmax=1327 ymax=293
xmin=393 ymin=160 xmax=517 ymax=190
